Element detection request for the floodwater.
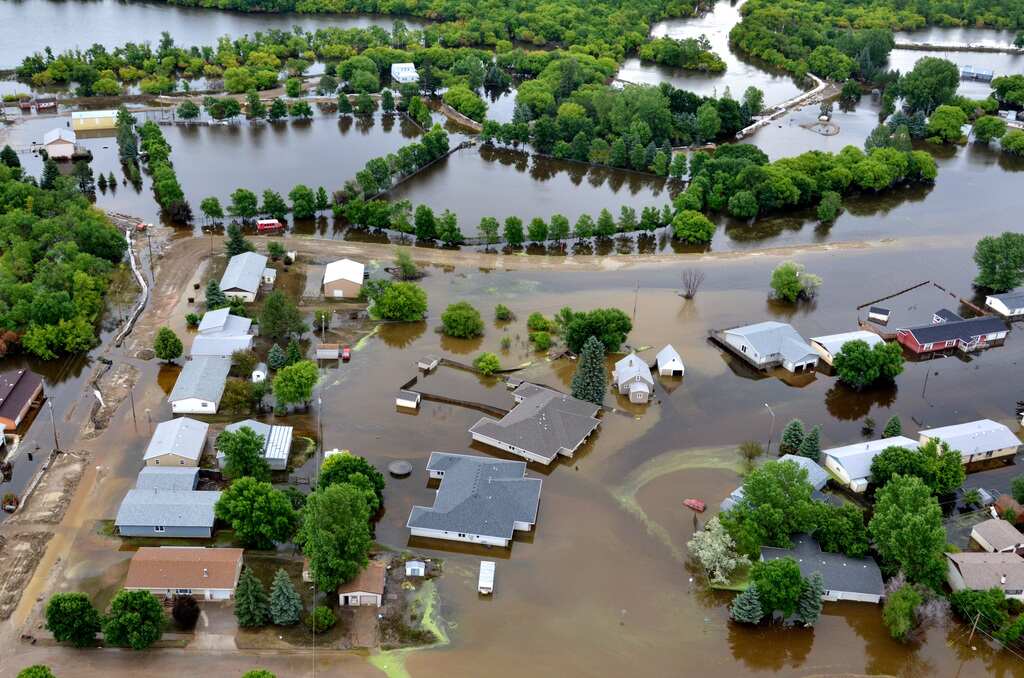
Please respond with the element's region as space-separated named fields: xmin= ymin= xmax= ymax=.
xmin=895 ymin=26 xmax=1020 ymax=48
xmin=15 ymin=235 xmax=1024 ymax=677
xmin=887 ymin=45 xmax=1024 ymax=98
xmin=632 ymin=0 xmax=804 ymax=105
xmin=0 ymin=0 xmax=429 ymax=68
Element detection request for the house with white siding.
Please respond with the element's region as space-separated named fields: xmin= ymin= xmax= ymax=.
xmin=612 ymin=353 xmax=655 ymax=404
xmin=167 ymin=356 xmax=231 ymax=414
xmin=220 ymin=252 xmax=272 ymax=302
xmin=192 ymin=308 xmax=253 ymax=357
xmin=720 ymin=321 xmax=818 ymax=373
xmin=390 ymin=63 xmax=419 ymax=84
xmin=946 ymin=552 xmax=1024 ymax=601
xmin=337 ymin=560 xmax=386 ymax=607
xmin=216 ymin=419 xmax=293 ymax=471
xmin=986 ymin=291 xmax=1024 ymax=318
xmin=822 ymin=436 xmax=919 ymax=492
xmin=42 ymin=128 xmax=76 ymax=160
xmin=655 ymin=345 xmax=684 ymax=377
xmin=761 ymin=534 xmax=884 ymax=604
xmin=971 ymin=518 xmax=1024 ymax=553
xmin=918 ymin=419 xmax=1022 ymax=465
xmin=406 ymin=452 xmax=542 ymax=547
xmin=809 ymin=331 xmax=884 ymax=367
xmin=143 ymin=417 xmax=209 ymax=467
xmin=124 ymin=547 xmax=244 ymax=601
xmin=115 ymin=488 xmax=222 ymax=538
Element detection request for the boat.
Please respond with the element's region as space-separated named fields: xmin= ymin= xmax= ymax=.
xmin=682 ymin=498 xmax=705 ymax=512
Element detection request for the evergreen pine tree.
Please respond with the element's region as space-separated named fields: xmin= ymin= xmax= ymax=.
xmin=796 ymin=573 xmax=824 ymax=626
xmin=206 ymin=279 xmax=227 ymax=310
xmin=0 ymin=144 xmax=20 ymax=168
xmin=285 ymin=338 xmax=303 ymax=366
xmin=268 ymin=343 xmax=287 ymax=370
xmin=108 ymin=171 xmax=118 ymax=188
xmin=269 ymin=568 xmax=302 ymax=626
xmin=234 ymin=568 xmax=269 ymax=628
xmin=225 ymin=223 xmax=253 ymax=257
xmin=779 ymin=419 xmax=805 ymax=456
xmin=570 ymin=336 xmax=607 ymax=406
xmin=797 ymin=425 xmax=821 ymax=462
xmin=97 ymin=172 xmax=108 ymax=191
xmin=338 ymin=93 xmax=353 ymax=114
xmin=730 ymin=583 xmax=763 ymax=624
xmin=40 ymin=159 xmax=60 ymax=189
xmin=883 ymin=415 xmax=902 ymax=438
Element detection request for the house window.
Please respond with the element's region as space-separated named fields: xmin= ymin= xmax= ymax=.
xmin=154 ymin=460 xmax=160 ymax=465
xmin=175 ymin=588 xmax=192 ymax=594
xmin=154 ymin=526 xmax=165 ymax=533
xmin=180 ymin=459 xmax=185 ymax=465
xmin=740 ymin=345 xmax=747 ymax=353
xmin=458 ymin=533 xmax=466 ymax=538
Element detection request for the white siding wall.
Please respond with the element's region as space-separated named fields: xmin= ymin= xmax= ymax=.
xmin=410 ymin=526 xmax=509 ymax=547
xmin=171 ymin=397 xmax=216 ymax=414
xmin=470 ymin=431 xmax=552 ymax=465
xmin=223 ymin=289 xmax=257 ymax=303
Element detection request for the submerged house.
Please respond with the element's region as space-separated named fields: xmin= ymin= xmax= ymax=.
xmin=125 ymin=547 xmax=244 ymax=601
xmin=0 ymin=368 xmax=44 ymax=433
xmin=719 ymin=321 xmax=818 ymax=373
xmin=406 ymin=452 xmax=542 ymax=547
xmin=71 ymin=109 xmax=117 ymax=130
xmin=895 ymin=312 xmax=1008 ymax=355
xmin=42 ymin=128 xmax=77 ymax=160
xmin=809 ymin=331 xmax=884 ymax=367
xmin=655 ymin=345 xmax=685 ymax=377
xmin=220 ymin=252 xmax=273 ymax=302
xmin=167 ymin=356 xmax=231 ymax=414
xmin=216 ymin=419 xmax=293 ymax=471
xmin=986 ymin=291 xmax=1024 ymax=318
xmin=390 ymin=62 xmax=419 ymax=84
xmin=761 ymin=534 xmax=884 ymax=604
xmin=822 ymin=435 xmax=920 ymax=493
xmin=612 ymin=353 xmax=655 ymax=404
xmin=469 ymin=383 xmax=600 ymax=465
xmin=918 ymin=419 xmax=1021 ymax=465
xmin=721 ymin=455 xmax=832 ymax=511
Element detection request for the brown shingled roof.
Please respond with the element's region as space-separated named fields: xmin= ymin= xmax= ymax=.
xmin=337 ymin=559 xmax=386 ymax=595
xmin=124 ymin=547 xmax=244 ymax=591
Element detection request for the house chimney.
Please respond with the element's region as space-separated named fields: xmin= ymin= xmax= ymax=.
xmin=203 ymin=568 xmax=209 ymax=578
xmin=1001 ymin=574 xmax=1007 ymax=585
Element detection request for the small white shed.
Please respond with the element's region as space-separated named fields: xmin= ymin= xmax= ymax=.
xmin=418 ymin=355 xmax=441 ymax=372
xmin=396 ymin=389 xmax=421 ymax=409
xmin=478 ymin=560 xmax=495 ymax=594
xmin=655 ymin=345 xmax=684 ymax=377
xmin=316 ymin=343 xmax=340 ymax=360
xmin=261 ymin=267 xmax=277 ymax=286
xmin=405 ymin=560 xmax=426 ymax=577
xmin=251 ymin=362 xmax=267 ymax=383
xmin=868 ymin=306 xmax=891 ymax=324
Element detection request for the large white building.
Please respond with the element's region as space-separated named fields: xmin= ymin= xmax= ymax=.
xmin=220 ymin=252 xmax=273 ymax=302
xmin=986 ymin=291 xmax=1024 ymax=318
xmin=720 ymin=321 xmax=818 ymax=373
xmin=390 ymin=62 xmax=419 ymax=84
xmin=809 ymin=331 xmax=884 ymax=366
xmin=918 ymin=419 xmax=1021 ymax=464
xmin=823 ymin=435 xmax=919 ymax=492
xmin=167 ymin=356 xmax=231 ymax=414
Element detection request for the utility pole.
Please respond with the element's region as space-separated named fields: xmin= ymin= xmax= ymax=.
xmin=129 ymin=387 xmax=138 ymax=430
xmin=48 ymin=400 xmax=60 ymax=453
xmin=144 ymin=407 xmax=152 ymax=435
xmin=632 ymin=280 xmax=639 ymax=326
xmin=763 ymin=402 xmax=776 ymax=455
xmin=967 ymin=611 xmax=981 ymax=646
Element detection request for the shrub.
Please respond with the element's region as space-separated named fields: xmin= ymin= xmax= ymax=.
xmin=309 ymin=605 xmax=336 ymax=634
xmin=494 ymin=304 xmax=514 ymax=321
xmin=441 ymin=302 xmax=484 ymax=338
xmin=530 ymin=331 xmax=552 ymax=351
xmin=672 ymin=210 xmax=715 ymax=244
xmin=473 ymin=352 xmax=501 ymax=375
xmin=526 ymin=312 xmax=551 ymax=332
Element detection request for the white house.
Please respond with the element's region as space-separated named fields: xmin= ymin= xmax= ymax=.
xmin=124 ymin=547 xmax=244 ymax=601
xmin=478 ymin=561 xmax=495 ymax=594
xmin=809 ymin=331 xmax=884 ymax=367
xmin=612 ymin=353 xmax=655 ymax=404
xmin=42 ymin=128 xmax=76 ymax=160
xmin=167 ymin=356 xmax=231 ymax=414
xmin=971 ymin=518 xmax=1024 ymax=553
xmin=390 ymin=62 xmax=419 ymax=84
xmin=655 ymin=345 xmax=684 ymax=377
xmin=946 ymin=552 xmax=1024 ymax=601
xmin=720 ymin=321 xmax=818 ymax=373
xmin=217 ymin=419 xmax=293 ymax=471
xmin=192 ymin=308 xmax=253 ymax=357
xmin=918 ymin=419 xmax=1022 ymax=465
xmin=867 ymin=306 xmax=891 ymax=324
xmin=337 ymin=560 xmax=386 ymax=607
xmin=143 ymin=417 xmax=208 ymax=467
xmin=322 ymin=259 xmax=364 ymax=298
xmin=71 ymin=109 xmax=117 ymax=131
xmin=986 ymin=291 xmax=1024 ymax=318
xmin=823 ymin=435 xmax=920 ymax=492
xmin=220 ymin=252 xmax=271 ymax=302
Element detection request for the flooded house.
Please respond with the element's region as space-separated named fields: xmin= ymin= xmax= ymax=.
xmin=612 ymin=353 xmax=655 ymax=403
xmin=761 ymin=534 xmax=884 ymax=604
xmin=469 ymin=382 xmax=600 ymax=465
xmin=970 ymin=518 xmax=1024 ymax=554
xmin=809 ymin=331 xmax=884 ymax=367
xmin=895 ymin=312 xmax=1008 ymax=356
xmin=115 ymin=487 xmax=222 ymax=538
xmin=918 ymin=419 xmax=1021 ymax=465
xmin=986 ymin=291 xmax=1024 ymax=318
xmin=0 ymin=368 xmax=44 ymax=433
xmin=143 ymin=417 xmax=209 ymax=467
xmin=337 ymin=559 xmax=386 ymax=607
xmin=70 ymin=109 xmax=117 ymax=130
xmin=167 ymin=355 xmax=231 ymax=414
xmin=134 ymin=467 xmax=200 ymax=491
xmin=822 ymin=436 xmax=920 ymax=493
xmin=215 ymin=419 xmax=293 ymax=471
xmin=946 ymin=552 xmax=1024 ymax=601
xmin=390 ymin=62 xmax=419 ymax=84
xmin=322 ymin=258 xmax=365 ymax=298
xmin=655 ymin=345 xmax=684 ymax=377
xmin=721 ymin=454 xmax=831 ymax=511
xmin=220 ymin=252 xmax=272 ymax=302
xmin=191 ymin=307 xmax=254 ymax=357
xmin=124 ymin=547 xmax=244 ymax=601
xmin=406 ymin=452 xmax=542 ymax=547
xmin=867 ymin=306 xmax=891 ymax=324
xmin=717 ymin=321 xmax=819 ymax=373
xmin=41 ymin=128 xmax=76 ymax=160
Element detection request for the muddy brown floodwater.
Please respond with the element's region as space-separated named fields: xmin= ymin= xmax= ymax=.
xmin=7 ymin=232 xmax=1023 ymax=677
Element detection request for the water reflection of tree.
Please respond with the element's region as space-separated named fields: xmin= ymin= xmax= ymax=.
xmin=845 ymin=601 xmax=936 ymax=677
xmin=377 ymin=321 xmax=426 ymax=349
xmin=825 ymin=381 xmax=897 ymax=421
xmin=727 ymin=623 xmax=813 ymax=671
xmin=337 ymin=116 xmax=353 ymax=135
xmin=440 ymin=333 xmax=484 ymax=355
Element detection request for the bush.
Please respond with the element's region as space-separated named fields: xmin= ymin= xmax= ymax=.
xmin=817 ymin=191 xmax=842 ymax=223
xmin=526 ymin=312 xmax=551 ymax=332
xmin=309 ymin=605 xmax=336 ymax=634
xmin=770 ymin=261 xmax=821 ymax=303
xmin=530 ymin=331 xmax=552 ymax=351
xmin=185 ymin=312 xmax=200 ymax=327
xmin=441 ymin=302 xmax=484 ymax=338
xmin=45 ymin=592 xmax=100 ymax=647
xmin=672 ymin=210 xmax=715 ymax=244
xmin=373 ymin=282 xmax=427 ymax=321
xmin=473 ymin=352 xmax=501 ymax=375
xmin=172 ymin=594 xmax=200 ymax=630
xmin=494 ymin=304 xmax=514 ymax=321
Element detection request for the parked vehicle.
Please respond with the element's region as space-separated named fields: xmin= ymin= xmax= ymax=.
xmin=341 ymin=345 xmax=351 ymax=361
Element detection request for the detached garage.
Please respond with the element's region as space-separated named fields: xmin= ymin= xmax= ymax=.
xmin=124 ymin=547 xmax=244 ymax=601
xmin=323 ymin=258 xmax=365 ymax=298
xmin=337 ymin=559 xmax=386 ymax=607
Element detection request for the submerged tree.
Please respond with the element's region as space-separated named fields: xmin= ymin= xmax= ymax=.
xmin=687 ymin=516 xmax=750 ymax=585
xmin=796 ymin=572 xmax=824 ymax=626
xmin=730 ymin=583 xmax=764 ymax=624
xmin=570 ymin=336 xmax=607 ymax=406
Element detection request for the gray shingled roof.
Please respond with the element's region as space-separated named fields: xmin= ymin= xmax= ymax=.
xmin=972 ymin=518 xmax=1024 ymax=552
xmin=220 ymin=252 xmax=268 ymax=294
xmin=990 ymin=290 xmax=1024 ymax=308
xmin=167 ymin=356 xmax=231 ymax=405
xmin=115 ymin=489 xmax=221 ymax=528
xmin=135 ymin=467 xmax=200 ymax=491
xmin=761 ymin=534 xmax=883 ymax=597
xmin=406 ymin=452 xmax=542 ymax=540
xmin=900 ymin=316 xmax=1007 ymax=344
xmin=470 ymin=384 xmax=600 ymax=463
xmin=143 ymin=417 xmax=209 ymax=462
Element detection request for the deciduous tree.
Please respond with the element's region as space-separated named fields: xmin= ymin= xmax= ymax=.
xmin=103 ymin=590 xmax=165 ymax=650
xmin=45 ymin=592 xmax=100 ymax=647
xmin=869 ymin=475 xmax=946 ymax=587
xmin=750 ymin=557 xmax=803 ymax=618
xmin=218 ymin=426 xmax=270 ymax=482
xmin=687 ymin=516 xmax=750 ymax=585
xmin=441 ymin=302 xmax=484 ymax=338
xmin=272 ymin=360 xmax=319 ymax=408
xmin=153 ymin=326 xmax=183 ymax=363
xmin=295 ymin=484 xmax=373 ymax=591
xmin=215 ymin=477 xmax=297 ymax=549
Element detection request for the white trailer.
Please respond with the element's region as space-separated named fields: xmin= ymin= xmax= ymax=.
xmin=478 ymin=560 xmax=495 ymax=594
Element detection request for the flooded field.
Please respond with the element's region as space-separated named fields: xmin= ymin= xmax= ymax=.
xmin=895 ymin=26 xmax=1020 ymax=48
xmin=0 ymin=0 xmax=428 ymax=68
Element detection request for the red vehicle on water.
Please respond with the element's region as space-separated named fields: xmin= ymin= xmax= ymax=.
xmin=682 ymin=498 xmax=705 ymax=513
xmin=256 ymin=218 xmax=284 ymax=233
xmin=341 ymin=345 xmax=351 ymax=361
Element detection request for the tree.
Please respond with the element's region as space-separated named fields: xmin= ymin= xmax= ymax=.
xmin=315 ymin=186 xmax=329 ymax=212
xmin=246 ymin=91 xmax=267 ymax=120
xmin=549 ymin=214 xmax=570 ymax=242
xmin=779 ymin=419 xmax=805 ymax=456
xmin=218 ymin=426 xmax=271 ymax=482
xmin=268 ymin=343 xmax=287 ymax=370
xmin=373 ymin=282 xmax=427 ymax=321
xmin=380 ymin=89 xmax=395 ymax=113
xmin=834 ymin=340 xmax=904 ymax=389
xmin=672 ymin=210 xmax=715 ymax=244
xmin=436 ymin=209 xmax=463 ymax=246
xmin=926 ymin=104 xmax=967 ymax=143
xmin=200 ymin=196 xmax=224 ymax=222
xmin=268 ymin=98 xmax=288 ymax=121
xmin=171 ymin=594 xmax=200 ymax=630
xmin=103 ymin=590 xmax=164 ymax=650
xmin=285 ymin=77 xmax=303 ymax=98
xmin=883 ymin=584 xmax=923 ymax=641
xmin=719 ymin=460 xmax=815 ymax=557
xmin=45 ymin=592 xmax=100 ymax=647
xmin=950 ymin=588 xmax=1009 ymax=634
xmin=355 ymin=93 xmax=376 ymax=116
xmin=289 ymin=184 xmax=317 ymax=219
xmin=414 ymin=205 xmax=437 ymax=241
xmin=272 ymin=360 xmax=319 ymax=408
xmin=503 ymin=216 xmax=524 ymax=247
xmin=796 ymin=572 xmax=824 ymax=626
xmin=260 ymin=290 xmax=307 ymax=340
xmin=973 ymin=116 xmax=1007 ymax=143
xmin=261 ymin=190 xmax=288 ymax=220
xmin=479 ymin=217 xmax=500 ymax=246
xmin=687 ymin=516 xmax=750 ymax=585
xmin=770 ymin=261 xmax=820 ymax=302
xmin=817 ymin=191 xmax=842 ymax=223
xmin=285 ymin=338 xmax=303 ymax=366
xmin=215 ymin=477 xmax=297 ymax=549
xmin=242 ymin=672 xmax=276 ymax=678
xmin=269 ymin=568 xmax=302 ymax=626
xmin=797 ymin=425 xmax=821 ymax=462
xmin=730 ymin=584 xmax=763 ymax=624
xmin=669 ymin=153 xmax=688 ymax=180
xmin=40 ymin=159 xmax=60 ymax=190
xmin=474 ymin=352 xmax=501 ymax=375
xmin=153 ymin=326 xmax=183 ymax=363
xmin=441 ymin=302 xmax=484 ymax=338
xmin=595 ymin=208 xmax=616 ymax=238
xmin=295 ymin=483 xmax=373 ymax=591
xmin=176 ymin=100 xmax=200 ymax=120
xmin=229 ymin=190 xmax=260 ymax=223
xmin=883 ymin=415 xmax=902 ymax=438
xmin=309 ymin=605 xmax=336 ymax=634
xmin=813 ymin=502 xmax=869 ymax=557
xmin=563 ymin=308 xmax=632 ymax=354
xmin=570 ymin=335 xmax=607 ymax=405
xmin=235 ymin=567 xmax=270 ymax=628
xmin=870 ymin=439 xmax=964 ymax=496
xmin=72 ymin=160 xmax=95 ymax=195
xmin=17 ymin=667 xmax=55 ymax=678
xmin=0 ymin=145 xmax=20 ymax=169
xmin=319 ymin=452 xmax=386 ymax=509
xmin=574 ymin=214 xmax=595 ymax=239
xmin=728 ymin=190 xmax=758 ymax=220
xmin=750 ymin=558 xmax=804 ymax=618
xmin=206 ymin=279 xmax=227 ymax=309
xmin=898 ymin=57 xmax=960 ymax=114
xmin=494 ymin=304 xmax=514 ymax=321
xmin=973 ymin=232 xmax=1024 ymax=292
xmin=869 ymin=475 xmax=946 ymax=587
xmin=528 ymin=217 xmax=548 ymax=243
xmin=696 ymin=101 xmax=721 ymax=142
xmin=1012 ymin=475 xmax=1024 ymax=504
